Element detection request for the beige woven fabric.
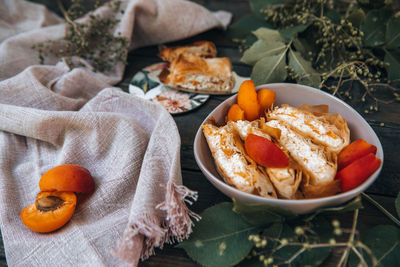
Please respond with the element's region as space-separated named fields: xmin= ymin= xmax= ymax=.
xmin=0 ymin=0 xmax=231 ymax=266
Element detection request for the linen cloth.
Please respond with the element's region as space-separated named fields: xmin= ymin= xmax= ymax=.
xmin=0 ymin=0 xmax=231 ymax=266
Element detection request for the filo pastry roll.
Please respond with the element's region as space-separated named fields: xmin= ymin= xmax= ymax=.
xmin=202 ymin=120 xmax=277 ymax=198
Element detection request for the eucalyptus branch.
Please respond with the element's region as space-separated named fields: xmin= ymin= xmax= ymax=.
xmin=338 ymin=208 xmax=359 ymax=267
xmin=362 ymin=192 xmax=400 ymax=227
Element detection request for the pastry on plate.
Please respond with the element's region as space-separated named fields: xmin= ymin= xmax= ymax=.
xmin=159 ymin=54 xmax=234 ymax=93
xmin=158 ymin=41 xmax=217 ymax=62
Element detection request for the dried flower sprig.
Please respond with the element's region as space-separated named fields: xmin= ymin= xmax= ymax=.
xmin=228 ymin=0 xmax=400 ymax=112
xmin=32 ymin=0 xmax=129 ymax=72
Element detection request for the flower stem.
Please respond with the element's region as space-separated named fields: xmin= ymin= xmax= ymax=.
xmin=361 ymin=192 xmax=400 ymax=227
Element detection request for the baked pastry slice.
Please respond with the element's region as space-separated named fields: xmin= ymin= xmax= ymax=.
xmin=265 ymin=119 xmax=337 ymax=186
xmin=160 ymin=54 xmax=234 ymax=93
xmin=158 ymin=41 xmax=217 ymax=62
xmin=202 ymin=120 xmax=277 ymax=198
xmin=268 ymin=105 xmax=350 ymax=153
xmin=228 ymin=120 xmax=302 ymax=199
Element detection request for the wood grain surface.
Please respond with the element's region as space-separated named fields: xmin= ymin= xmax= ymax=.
xmin=3 ymin=1 xmax=399 ymax=266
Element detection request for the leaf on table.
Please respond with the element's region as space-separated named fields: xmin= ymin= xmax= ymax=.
xmin=396 ymin=191 xmax=400 ymax=219
xmin=279 ymin=23 xmax=310 ymax=41
xmin=346 ymin=8 xmax=366 ymax=28
xmin=384 ymin=49 xmax=400 ymax=81
xmin=304 ymin=196 xmax=363 ymax=222
xmin=386 ymin=17 xmax=400 ymax=49
xmin=251 ymin=49 xmax=288 ymax=85
xmin=241 ymin=39 xmax=287 ymax=66
xmin=354 ymin=225 xmax=400 ymax=266
xmin=177 ymin=202 xmax=260 ymax=267
xmin=252 ymin=27 xmax=285 ymax=42
xmin=226 ymin=15 xmax=272 ymax=40
xmin=249 ymin=0 xmax=285 ymax=19
xmin=232 ymin=199 xmax=294 ymax=226
xmin=288 ymin=48 xmax=321 ymax=88
xmin=361 ymin=8 xmax=392 ymax=47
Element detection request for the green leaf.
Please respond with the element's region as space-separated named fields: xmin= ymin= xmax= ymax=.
xmin=384 ymin=49 xmax=400 ymax=81
xmin=250 ymin=0 xmax=285 ymax=19
xmin=252 ymin=27 xmax=284 ymax=42
xmin=359 ymin=225 xmax=400 ymax=266
xmin=386 ymin=17 xmax=400 ymax=48
xmin=241 ymin=39 xmax=287 ymax=66
xmin=396 ymin=191 xmax=400 ymax=219
xmin=178 ymin=202 xmax=259 ymax=267
xmin=288 ymin=48 xmax=321 ymax=88
xmin=251 ymin=49 xmax=288 ymax=85
xmin=232 ymin=199 xmax=292 ymax=226
xmin=304 ymin=196 xmax=363 ymax=221
xmin=347 ymin=8 xmax=366 ymax=28
xmin=279 ymin=23 xmax=310 ymax=40
xmin=362 ymin=8 xmax=392 ymax=47
xmin=226 ymin=15 xmax=272 ymax=40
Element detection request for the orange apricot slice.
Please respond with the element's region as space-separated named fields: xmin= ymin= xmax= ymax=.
xmin=20 ymin=191 xmax=77 ymax=233
xmin=257 ymin=89 xmax=276 ymax=115
xmin=226 ymin=104 xmax=245 ymax=122
xmin=337 ymin=139 xmax=377 ymax=170
xmin=39 ymin=164 xmax=94 ymax=194
xmin=237 ymin=80 xmax=260 ymax=121
xmin=245 ymin=133 xmax=289 ymax=168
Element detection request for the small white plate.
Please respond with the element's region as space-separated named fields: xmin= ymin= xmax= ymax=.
xmin=147 ymin=62 xmax=248 ymax=95
xmin=129 ymin=63 xmax=209 ymax=114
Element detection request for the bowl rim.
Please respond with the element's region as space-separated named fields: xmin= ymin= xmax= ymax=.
xmin=194 ymin=82 xmax=384 ymax=205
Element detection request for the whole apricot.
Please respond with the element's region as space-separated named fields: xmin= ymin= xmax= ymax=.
xmin=20 ymin=191 xmax=77 ymax=233
xmin=39 ymin=164 xmax=94 ymax=194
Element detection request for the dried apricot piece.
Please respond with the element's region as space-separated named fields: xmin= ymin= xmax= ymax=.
xmin=237 ymin=80 xmax=260 ymax=121
xmin=257 ymin=89 xmax=276 ymax=115
xmin=20 ymin=191 xmax=77 ymax=233
xmin=39 ymin=164 xmax=94 ymax=194
xmin=226 ymin=104 xmax=245 ymax=122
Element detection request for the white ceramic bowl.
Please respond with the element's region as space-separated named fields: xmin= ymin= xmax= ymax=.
xmin=194 ymin=83 xmax=384 ymax=214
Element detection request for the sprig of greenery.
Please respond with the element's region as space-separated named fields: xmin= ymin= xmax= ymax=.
xmin=227 ymin=0 xmax=400 ymax=113
xmin=179 ymin=194 xmax=400 ymax=267
xmin=32 ymin=0 xmax=128 ymax=72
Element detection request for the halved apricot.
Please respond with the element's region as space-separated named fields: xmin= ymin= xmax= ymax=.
xmin=39 ymin=164 xmax=94 ymax=194
xmin=237 ymin=80 xmax=260 ymax=121
xmin=226 ymin=104 xmax=245 ymax=122
xmin=20 ymin=191 xmax=77 ymax=233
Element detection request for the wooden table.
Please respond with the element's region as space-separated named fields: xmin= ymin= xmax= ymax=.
xmin=2 ymin=1 xmax=399 ymax=266
xmin=126 ymin=2 xmax=399 ymax=266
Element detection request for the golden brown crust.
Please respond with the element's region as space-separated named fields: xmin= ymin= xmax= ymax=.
xmin=160 ymin=54 xmax=234 ymax=92
xmin=158 ymin=41 xmax=217 ymax=62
